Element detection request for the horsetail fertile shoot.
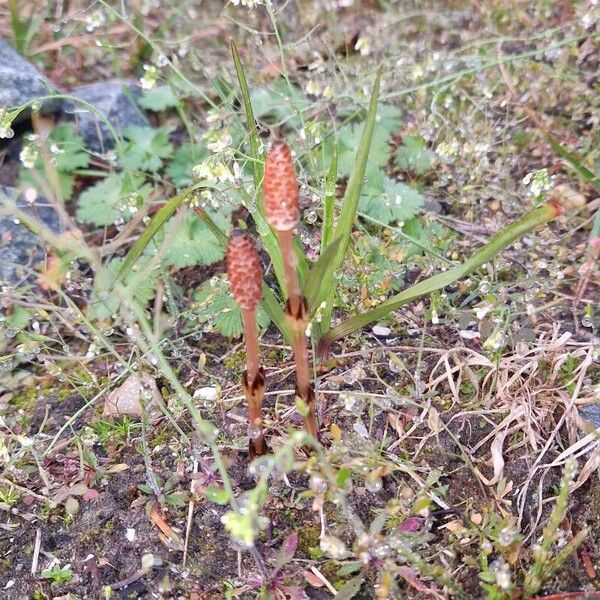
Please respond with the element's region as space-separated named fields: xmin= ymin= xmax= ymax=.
xmin=264 ymin=140 xmax=318 ymax=439
xmin=226 ymin=229 xmax=269 ymax=458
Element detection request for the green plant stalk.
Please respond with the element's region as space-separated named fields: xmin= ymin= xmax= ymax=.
xmin=319 ymin=66 xmax=382 ymax=333
xmin=321 ymin=145 xmax=338 ymax=254
xmin=523 ymin=459 xmax=581 ymax=596
xmin=318 ymin=201 xmax=562 ymax=354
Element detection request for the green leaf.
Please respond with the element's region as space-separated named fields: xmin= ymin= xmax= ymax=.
xmin=194 ymin=275 xmax=270 ymax=338
xmin=250 ymin=78 xmax=309 ymax=128
xmin=203 ymin=485 xmax=230 ymax=505
xmin=318 ymin=202 xmax=561 ymax=354
xmin=165 ymin=492 xmax=188 ymax=507
xmin=359 ymin=175 xmax=423 ymax=225
xmin=20 ymin=123 xmax=89 ymax=199
xmin=335 ymin=575 xmax=365 ymax=599
xmin=138 ymin=85 xmax=178 ymax=111
xmin=118 ymin=125 xmax=174 ymax=173
xmin=303 ymin=237 xmax=342 ymax=314
xmin=230 ymin=41 xmax=262 ymax=190
xmin=321 ymin=144 xmax=338 ymax=253
xmin=395 ymin=135 xmax=432 ymax=175
xmin=166 ymin=143 xmax=209 ymax=188
xmin=337 ymin=562 xmax=362 ymax=576
xmin=318 ymin=67 xmax=382 ymax=334
xmin=323 ymin=103 xmax=401 ymax=182
xmin=117 ymin=186 xmax=198 ymax=280
xmin=162 ymin=212 xmax=225 ymax=268
xmin=76 ymin=172 xmax=151 ymax=226
xmin=90 ymin=257 xmax=158 ymax=320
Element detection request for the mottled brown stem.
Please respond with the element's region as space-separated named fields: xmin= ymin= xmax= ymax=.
xmin=242 ymin=309 xmax=260 ymax=381
xmin=241 ymin=308 xmax=268 ymax=458
xmin=278 ymin=242 xmax=319 ymax=440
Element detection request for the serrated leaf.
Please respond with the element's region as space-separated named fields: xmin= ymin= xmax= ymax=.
xmin=360 ymin=175 xmax=423 ymax=225
xmin=335 ymin=575 xmax=365 ymax=599
xmin=89 ymin=257 xmax=158 ymax=320
xmin=194 ymin=275 xmax=270 ymax=338
xmin=76 ymin=172 xmax=152 ymax=226
xmin=20 ymin=123 xmax=89 ymax=199
xmin=165 ymin=492 xmax=188 ymax=507
xmin=166 ymin=143 xmax=210 ymax=188
xmin=118 ymin=125 xmax=174 ymax=173
xmin=162 ymin=212 xmax=225 ymax=268
xmin=323 ymin=103 xmax=401 ymax=182
xmin=138 ymin=85 xmax=178 ymax=111
xmin=250 ymin=78 xmax=309 ymax=127
xmin=395 ymin=135 xmax=433 ymax=175
xmin=203 ymin=485 xmax=230 ymax=505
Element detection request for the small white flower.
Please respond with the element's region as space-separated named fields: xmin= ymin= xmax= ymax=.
xmin=306 ymin=79 xmax=321 ymax=96
xmin=140 ymin=65 xmax=158 ymax=90
xmin=355 ymin=36 xmax=372 ymax=56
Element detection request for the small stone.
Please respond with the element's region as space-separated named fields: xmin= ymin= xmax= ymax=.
xmin=372 ymin=324 xmax=392 ymax=337
xmin=0 ymin=186 xmax=62 ymax=286
xmin=66 ymin=80 xmax=147 ymax=152
xmin=141 ymin=553 xmax=162 ymax=571
xmin=193 ymin=386 xmax=219 ymax=402
xmin=125 ymin=528 xmax=136 ymax=542
xmin=103 ymin=373 xmax=162 ymax=419
xmin=0 ymin=38 xmax=61 ymax=123
xmin=64 ymin=496 xmax=79 ymax=516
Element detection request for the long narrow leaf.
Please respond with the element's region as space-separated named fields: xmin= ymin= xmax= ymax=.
xmin=117 ymin=185 xmax=200 ymax=280
xmin=303 ymin=237 xmax=342 ymax=313
xmin=318 ymin=201 xmax=562 ymax=355
xmin=230 ymin=40 xmax=263 ymax=190
xmin=230 ymin=41 xmax=309 ymax=292
xmin=319 ymin=67 xmax=382 ymax=334
xmin=546 ymin=135 xmax=600 ymax=194
xmin=321 ymin=144 xmax=338 ymax=253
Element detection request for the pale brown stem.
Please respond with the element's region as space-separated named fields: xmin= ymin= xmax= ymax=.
xmin=278 ymin=230 xmax=301 ymax=301
xmin=242 ymin=309 xmax=260 ymax=382
xmin=241 ymin=308 xmax=268 ymax=457
xmin=277 ymin=232 xmax=319 ymax=439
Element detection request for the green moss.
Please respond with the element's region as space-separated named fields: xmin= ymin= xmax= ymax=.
xmin=296 ymin=523 xmax=321 ymax=557
xmin=223 ymin=349 xmax=246 ymax=371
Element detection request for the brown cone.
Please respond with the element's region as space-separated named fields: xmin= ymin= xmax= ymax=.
xmin=263 ymin=140 xmax=299 ymax=232
xmin=226 ymin=229 xmax=263 ymax=311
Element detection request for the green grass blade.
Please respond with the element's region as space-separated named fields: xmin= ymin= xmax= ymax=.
xmin=260 ymin=284 xmax=289 ymax=342
xmin=321 ymin=144 xmax=338 ymax=253
xmin=303 ymin=237 xmax=342 ymax=314
xmin=547 ymin=135 xmax=600 ymax=194
xmin=230 ymin=40 xmax=263 ymax=191
xmin=230 ymin=40 xmax=308 ymax=293
xmin=318 ymin=202 xmax=562 ymax=355
xmin=117 ymin=185 xmax=200 ymax=280
xmin=318 ymin=66 xmax=382 ymax=334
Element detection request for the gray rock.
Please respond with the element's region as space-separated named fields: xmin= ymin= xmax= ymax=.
xmin=0 ymin=38 xmax=60 ymax=123
xmin=66 ymin=80 xmax=147 ymax=152
xmin=0 ymin=186 xmax=61 ymax=286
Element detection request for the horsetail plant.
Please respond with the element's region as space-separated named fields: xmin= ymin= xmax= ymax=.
xmin=264 ymin=140 xmax=319 ymax=440
xmin=226 ymin=229 xmax=269 ymax=458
